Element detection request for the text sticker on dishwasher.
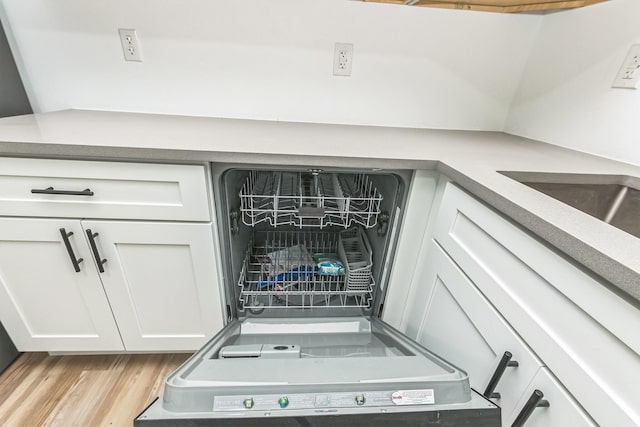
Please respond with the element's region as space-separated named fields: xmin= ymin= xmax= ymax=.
xmin=390 ymin=389 xmax=435 ymax=405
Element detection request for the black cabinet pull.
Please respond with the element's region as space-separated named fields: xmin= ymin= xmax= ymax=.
xmin=86 ymin=229 xmax=107 ymax=273
xmin=59 ymin=228 xmax=84 ymax=272
xmin=511 ymin=389 xmax=550 ymax=427
xmin=32 ymin=187 xmax=94 ymax=196
xmin=483 ymin=351 xmax=519 ymax=399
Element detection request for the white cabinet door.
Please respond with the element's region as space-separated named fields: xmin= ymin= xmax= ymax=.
xmin=508 ymin=368 xmax=596 ymax=427
xmin=82 ymin=221 xmax=224 ymax=351
xmin=403 ymin=241 xmax=541 ymax=425
xmin=0 ymin=218 xmax=124 ymax=351
xmin=433 ymin=182 xmax=640 ymax=426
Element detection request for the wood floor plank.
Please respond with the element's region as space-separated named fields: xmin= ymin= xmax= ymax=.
xmin=89 ymin=354 xmax=185 ymax=426
xmin=0 ymin=353 xmax=65 ymax=425
xmin=0 ymin=353 xmax=47 ymax=406
xmin=43 ymin=356 xmax=129 ymax=427
xmin=0 ymin=353 xmax=190 ymax=427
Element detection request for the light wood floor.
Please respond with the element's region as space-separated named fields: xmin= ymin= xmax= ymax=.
xmin=0 ymin=352 xmax=189 ymax=427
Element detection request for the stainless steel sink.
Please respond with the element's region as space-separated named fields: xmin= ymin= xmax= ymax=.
xmin=500 ymin=172 xmax=640 ymax=239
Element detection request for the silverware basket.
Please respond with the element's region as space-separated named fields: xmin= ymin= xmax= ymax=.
xmin=338 ymin=227 xmax=373 ymax=293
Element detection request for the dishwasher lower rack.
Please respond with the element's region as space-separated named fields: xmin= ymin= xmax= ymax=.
xmin=237 ymin=230 xmax=374 ymax=311
xmin=239 ymin=171 xmax=383 ymax=230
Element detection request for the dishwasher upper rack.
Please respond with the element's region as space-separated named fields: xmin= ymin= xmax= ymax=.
xmin=239 ymin=171 xmax=383 ymax=229
xmin=237 ymin=230 xmax=374 ymax=311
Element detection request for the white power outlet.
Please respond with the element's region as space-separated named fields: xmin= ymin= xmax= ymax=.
xmin=118 ymin=29 xmax=143 ymax=62
xmin=612 ymin=44 xmax=640 ymax=89
xmin=333 ymin=43 xmax=353 ymax=77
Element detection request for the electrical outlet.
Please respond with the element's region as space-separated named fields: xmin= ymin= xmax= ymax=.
xmin=612 ymin=44 xmax=640 ymax=89
xmin=118 ymin=29 xmax=143 ymax=62
xmin=333 ymin=43 xmax=353 ymax=77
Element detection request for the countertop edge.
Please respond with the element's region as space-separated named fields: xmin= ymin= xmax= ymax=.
xmin=437 ymin=162 xmax=640 ymax=304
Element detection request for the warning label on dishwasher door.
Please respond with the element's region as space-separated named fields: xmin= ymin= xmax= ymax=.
xmin=390 ymin=389 xmax=435 ymax=405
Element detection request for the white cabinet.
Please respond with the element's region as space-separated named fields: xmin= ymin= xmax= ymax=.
xmin=385 ymin=178 xmax=619 ymax=426
xmin=402 ymin=241 xmax=541 ymax=426
xmin=82 ymin=221 xmax=224 ymax=351
xmin=0 ymin=218 xmax=123 ymax=352
xmin=431 ymin=182 xmax=638 ymax=426
xmin=0 ymin=218 xmax=224 ymax=352
xmin=404 ymin=240 xmax=597 ymax=427
xmin=0 ymin=157 xmax=224 ymax=352
xmin=508 ymin=368 xmax=596 ymax=427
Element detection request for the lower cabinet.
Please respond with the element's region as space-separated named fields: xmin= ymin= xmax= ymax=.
xmin=401 ymin=240 xmax=596 ymax=427
xmin=404 ymin=241 xmax=541 ymax=426
xmin=0 ymin=218 xmax=123 ymax=351
xmin=509 ymin=368 xmax=596 ymax=427
xmin=0 ymin=217 xmax=224 ymax=352
xmin=432 ymin=182 xmax=639 ymax=426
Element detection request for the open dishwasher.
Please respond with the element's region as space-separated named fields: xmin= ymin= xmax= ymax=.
xmin=136 ymin=167 xmax=499 ymax=426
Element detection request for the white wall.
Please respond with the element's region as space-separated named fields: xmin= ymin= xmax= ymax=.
xmin=506 ymin=0 xmax=640 ymax=167
xmin=0 ymin=0 xmax=540 ymax=130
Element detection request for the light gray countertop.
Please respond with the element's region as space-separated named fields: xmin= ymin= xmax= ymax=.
xmin=0 ymin=109 xmax=639 ymax=303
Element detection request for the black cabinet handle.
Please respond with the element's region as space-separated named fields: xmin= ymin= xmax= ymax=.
xmin=59 ymin=228 xmax=84 ymax=272
xmin=483 ymin=351 xmax=519 ymax=399
xmin=511 ymin=389 xmax=550 ymax=427
xmin=86 ymin=229 xmax=107 ymax=273
xmin=32 ymin=187 xmax=94 ymax=196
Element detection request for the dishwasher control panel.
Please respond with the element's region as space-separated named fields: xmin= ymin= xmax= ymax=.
xmin=213 ymin=389 xmax=435 ymax=411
